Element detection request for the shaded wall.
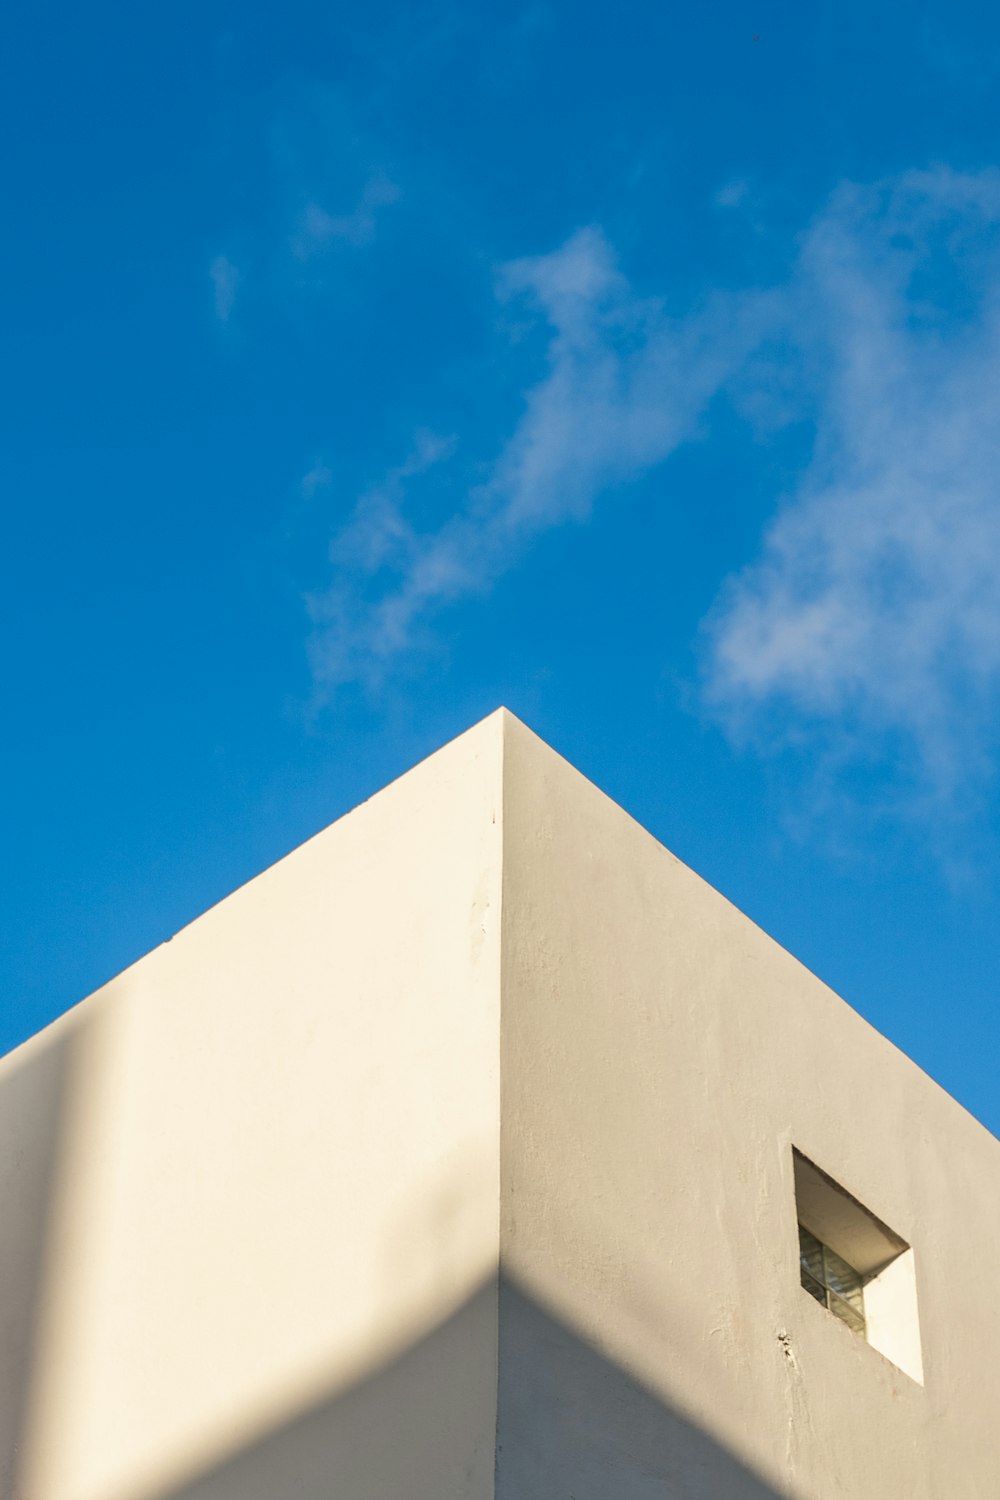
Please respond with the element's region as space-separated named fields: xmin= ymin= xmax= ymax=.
xmin=157 ymin=1287 xmax=499 ymax=1500
xmin=497 ymin=1279 xmax=783 ymax=1500
xmin=0 ymin=1025 xmax=77 ymax=1496
xmin=499 ymin=711 xmax=1000 ymax=1499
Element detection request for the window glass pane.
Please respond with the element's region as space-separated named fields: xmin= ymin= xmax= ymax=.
xmin=823 ymin=1246 xmax=864 ymax=1309
xmin=799 ymin=1226 xmax=824 ymax=1282
xmin=797 ymin=1223 xmax=868 ymax=1342
xmin=800 ymin=1268 xmax=828 ymax=1307
xmin=828 ymin=1288 xmax=866 ymax=1338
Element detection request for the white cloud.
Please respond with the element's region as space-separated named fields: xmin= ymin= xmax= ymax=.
xmin=705 ymin=169 xmax=1000 ymax=797
xmin=301 ymin=461 xmax=333 ymax=498
xmin=307 ymin=227 xmax=766 ymax=693
xmin=292 ymin=173 xmax=400 ymax=257
xmin=306 ymin=170 xmax=1000 ymax=808
xmin=715 ymin=178 xmax=750 ymax=210
xmin=210 ymin=255 xmax=241 ymax=323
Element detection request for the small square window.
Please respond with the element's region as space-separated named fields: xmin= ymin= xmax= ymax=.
xmin=792 ymin=1149 xmax=923 ymax=1383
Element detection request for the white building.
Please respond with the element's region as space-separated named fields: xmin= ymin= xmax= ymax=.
xmin=2 ymin=710 xmax=997 ymax=1499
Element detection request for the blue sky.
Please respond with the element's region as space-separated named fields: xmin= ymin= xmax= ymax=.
xmin=3 ymin=1 xmax=999 ymax=1135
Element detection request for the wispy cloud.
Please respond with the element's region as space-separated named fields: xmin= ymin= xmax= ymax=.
xmin=292 ymin=173 xmax=400 ymax=258
xmin=705 ymin=169 xmax=1000 ymax=801
xmin=301 ymin=461 xmax=333 ymax=498
xmin=305 ymin=169 xmax=1000 ymax=810
xmin=210 ymin=255 xmax=241 ymax=323
xmin=307 ymin=227 xmax=767 ymax=694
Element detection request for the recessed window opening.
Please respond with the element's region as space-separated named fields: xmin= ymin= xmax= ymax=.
xmin=792 ymin=1149 xmax=924 ymax=1384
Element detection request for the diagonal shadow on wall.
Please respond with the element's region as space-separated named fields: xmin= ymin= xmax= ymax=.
xmin=1 ymin=1030 xmax=787 ymax=1500
xmin=144 ymin=1276 xmax=786 ymax=1500
xmin=496 ymin=1277 xmax=784 ymax=1500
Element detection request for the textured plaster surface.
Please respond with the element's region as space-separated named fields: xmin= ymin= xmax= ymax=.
xmin=1 ymin=718 xmax=503 ymax=1500
xmin=2 ymin=709 xmax=998 ymax=1500
xmin=499 ymin=711 xmax=1000 ymax=1498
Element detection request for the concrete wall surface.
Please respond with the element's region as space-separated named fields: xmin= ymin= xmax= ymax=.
xmin=2 ymin=708 xmax=998 ymax=1500
xmin=0 ymin=716 xmax=503 ymax=1500
xmin=499 ymin=710 xmax=1000 ymax=1499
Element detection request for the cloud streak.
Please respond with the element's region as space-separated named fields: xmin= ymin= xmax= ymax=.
xmin=210 ymin=255 xmax=241 ymax=323
xmin=307 ymin=169 xmax=1000 ymax=808
xmin=705 ymin=169 xmax=1000 ymax=799
xmin=308 ymin=227 xmax=766 ymax=692
xmin=292 ymin=173 xmax=400 ymax=258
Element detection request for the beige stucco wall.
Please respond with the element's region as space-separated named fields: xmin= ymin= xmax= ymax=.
xmin=499 ymin=711 xmax=1000 ymax=1499
xmin=0 ymin=717 xmax=504 ymax=1500
xmin=3 ymin=708 xmax=998 ymax=1500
